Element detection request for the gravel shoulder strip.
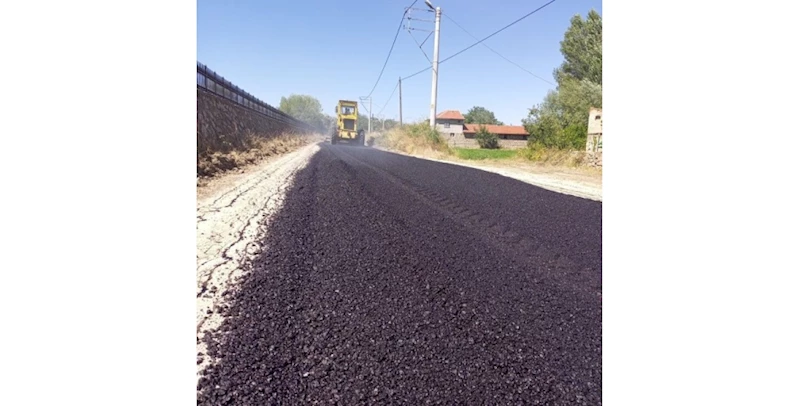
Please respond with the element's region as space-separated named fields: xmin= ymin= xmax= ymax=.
xmin=197 ymin=144 xmax=602 ymax=404
xmin=196 ymin=143 xmax=320 ymax=377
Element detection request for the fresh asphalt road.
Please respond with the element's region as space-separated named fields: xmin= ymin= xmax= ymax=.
xmin=197 ymin=143 xmax=602 ymax=405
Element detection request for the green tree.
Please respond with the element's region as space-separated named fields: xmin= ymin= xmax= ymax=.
xmin=557 ymin=77 xmax=602 ymax=126
xmin=475 ymin=125 xmax=500 ymax=149
xmin=523 ymin=9 xmax=601 ymax=150
xmin=555 ymin=9 xmax=602 ymax=85
xmin=464 ymin=106 xmax=504 ymax=125
xmin=321 ymin=114 xmax=336 ymax=133
xmin=279 ymin=94 xmax=326 ymax=130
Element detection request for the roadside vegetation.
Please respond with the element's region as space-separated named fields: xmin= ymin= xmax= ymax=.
xmin=519 ymin=144 xmax=586 ymax=167
xmin=370 ymin=123 xmax=596 ymax=171
xmin=197 ymin=132 xmax=316 ymax=179
xmin=475 ymin=125 xmax=500 ymax=149
xmin=454 ymin=148 xmax=517 ymax=160
xmin=521 ymin=10 xmax=602 ymax=160
xmin=370 ymin=122 xmax=451 ymax=156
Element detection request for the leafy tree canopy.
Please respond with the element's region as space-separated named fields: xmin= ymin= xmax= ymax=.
xmin=464 ymin=106 xmax=504 ymax=125
xmin=279 ymin=94 xmax=326 ymax=130
xmin=555 ymin=9 xmax=602 ymax=85
xmin=523 ymin=9 xmax=602 ymax=150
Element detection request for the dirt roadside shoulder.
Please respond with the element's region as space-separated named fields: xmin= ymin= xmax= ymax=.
xmin=197 ymin=135 xmax=326 ymax=203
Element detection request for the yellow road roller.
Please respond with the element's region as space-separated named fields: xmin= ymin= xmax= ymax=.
xmin=332 ymin=100 xmax=365 ymax=146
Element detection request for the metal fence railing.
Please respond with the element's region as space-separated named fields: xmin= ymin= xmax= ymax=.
xmin=197 ymin=62 xmax=318 ymax=133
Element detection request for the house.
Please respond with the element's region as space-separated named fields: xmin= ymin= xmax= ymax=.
xmin=436 ymin=110 xmax=467 ymax=136
xmin=435 ymin=110 xmax=529 ymax=149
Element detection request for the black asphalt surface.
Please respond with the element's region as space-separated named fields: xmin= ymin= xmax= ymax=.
xmin=197 ymin=144 xmax=602 ymax=405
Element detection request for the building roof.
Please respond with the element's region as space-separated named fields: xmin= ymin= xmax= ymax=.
xmin=463 ymin=124 xmax=529 ymax=136
xmin=436 ymin=110 xmax=465 ymax=120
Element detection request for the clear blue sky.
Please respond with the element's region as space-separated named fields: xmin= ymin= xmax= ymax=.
xmin=197 ymin=0 xmax=601 ymax=126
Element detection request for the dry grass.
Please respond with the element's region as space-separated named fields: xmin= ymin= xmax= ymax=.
xmin=369 ymin=124 xmax=600 ymax=174
xmin=369 ymin=123 xmax=452 ymax=158
xmin=517 ymin=144 xmax=592 ymax=169
xmin=197 ymin=132 xmax=319 ymax=180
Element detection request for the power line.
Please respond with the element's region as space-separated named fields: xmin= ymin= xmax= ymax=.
xmin=365 ymin=0 xmax=418 ymax=99
xmin=443 ymin=13 xmax=555 ymax=86
xmin=402 ymin=66 xmax=431 ymax=81
xmin=440 ymin=0 xmax=558 ymax=64
xmin=400 ymin=0 xmax=558 ymax=81
xmin=377 ymin=80 xmax=400 ymax=116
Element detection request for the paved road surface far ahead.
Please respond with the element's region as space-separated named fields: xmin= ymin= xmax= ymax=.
xmin=197 ymin=143 xmax=602 ymax=405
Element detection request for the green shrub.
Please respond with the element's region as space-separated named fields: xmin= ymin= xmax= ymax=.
xmin=562 ymin=123 xmax=587 ymax=150
xmin=475 ymin=125 xmax=500 ymax=149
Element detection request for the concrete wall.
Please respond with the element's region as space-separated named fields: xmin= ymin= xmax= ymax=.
xmin=197 ymin=88 xmax=310 ymax=154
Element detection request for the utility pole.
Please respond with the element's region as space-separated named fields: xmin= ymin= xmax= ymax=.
xmin=399 ymin=77 xmax=403 ymax=127
xmin=428 ymin=4 xmax=441 ymax=128
xmin=359 ymin=96 xmax=372 ymax=134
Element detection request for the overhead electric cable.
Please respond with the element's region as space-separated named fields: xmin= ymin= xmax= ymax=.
xmin=365 ymin=0 xmax=419 ymax=98
xmin=439 ymin=0 xmax=558 ymax=65
xmin=400 ymin=0 xmax=558 ymax=81
xmin=443 ymin=13 xmax=555 ymax=86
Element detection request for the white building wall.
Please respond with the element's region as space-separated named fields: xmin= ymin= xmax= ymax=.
xmin=586 ymin=108 xmax=603 ymax=153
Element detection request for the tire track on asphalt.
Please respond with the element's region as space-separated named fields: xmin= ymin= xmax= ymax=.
xmin=330 ymin=146 xmax=599 ymax=295
xmin=198 ymin=144 xmax=602 ymax=404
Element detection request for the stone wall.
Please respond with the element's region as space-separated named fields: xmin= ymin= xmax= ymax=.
xmin=587 ymin=152 xmax=602 ymax=167
xmin=197 ymin=88 xmax=311 ymax=155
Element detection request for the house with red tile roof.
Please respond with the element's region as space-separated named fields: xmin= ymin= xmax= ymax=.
xmin=435 ymin=110 xmax=529 ymax=149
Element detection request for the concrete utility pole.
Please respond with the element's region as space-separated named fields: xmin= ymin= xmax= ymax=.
xmin=359 ymin=96 xmax=373 ymax=134
xmin=428 ymin=2 xmax=441 ymax=128
xmin=399 ymin=77 xmax=403 ymax=127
